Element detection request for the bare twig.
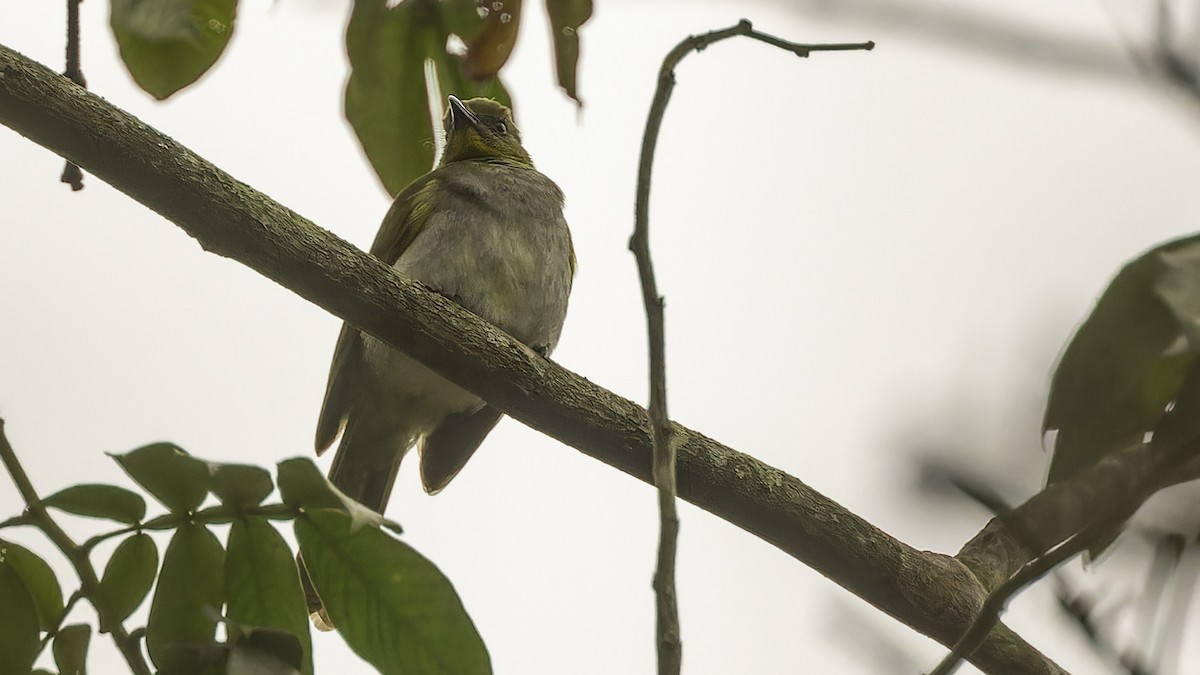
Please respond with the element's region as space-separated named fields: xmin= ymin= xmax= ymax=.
xmin=631 ymin=19 xmax=872 ymax=675
xmin=60 ymin=0 xmax=85 ymax=190
xmin=0 ymin=419 xmax=150 ymax=675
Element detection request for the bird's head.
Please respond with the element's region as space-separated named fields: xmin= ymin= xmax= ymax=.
xmin=440 ymin=96 xmax=533 ymax=168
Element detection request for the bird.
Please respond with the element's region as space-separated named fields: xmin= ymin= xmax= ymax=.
xmin=314 ymin=95 xmax=575 ymax=513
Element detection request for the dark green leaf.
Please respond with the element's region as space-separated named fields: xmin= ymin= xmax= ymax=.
xmin=111 ymin=443 xmax=209 ymax=513
xmin=0 ymin=514 xmax=34 ymax=529
xmin=296 ymin=510 xmax=489 ymax=675
xmin=209 ymin=463 xmax=274 ymax=510
xmin=110 ymin=0 xmax=237 ymax=100
xmin=53 ymin=623 xmax=91 ymax=675
xmin=225 ymin=517 xmax=311 ymax=675
xmin=0 ymin=563 xmax=39 ymax=675
xmin=276 ymin=458 xmax=392 ymax=533
xmin=1044 ymin=235 xmax=1200 ymax=483
xmin=544 ymin=0 xmax=591 ymax=103
xmin=98 ymin=533 xmax=159 ymax=631
xmin=346 ymin=0 xmax=510 ymax=195
xmin=0 ymin=538 xmax=64 ymax=630
xmin=146 ymin=523 xmax=225 ymax=675
xmin=44 ymin=484 xmax=147 ymax=524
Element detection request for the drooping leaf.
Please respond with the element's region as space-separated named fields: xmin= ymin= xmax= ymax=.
xmin=98 ymin=533 xmax=159 ymax=631
xmin=346 ymin=0 xmax=511 ymax=195
xmin=225 ymin=517 xmax=312 ymax=675
xmin=110 ymin=0 xmax=238 ymax=99
xmin=146 ymin=523 xmax=225 ymax=675
xmin=53 ymin=623 xmax=92 ymax=675
xmin=544 ymin=0 xmax=591 ymax=103
xmin=0 ymin=538 xmax=63 ymax=630
xmin=1045 ymin=234 xmax=1200 ymax=483
xmin=276 ymin=458 xmax=394 ymax=533
xmin=209 ymin=463 xmax=274 ymax=510
xmin=43 ymin=484 xmax=147 ymax=524
xmin=111 ymin=443 xmax=210 ymax=513
xmin=295 ymin=510 xmax=489 ymax=675
xmin=0 ymin=563 xmax=39 ymax=675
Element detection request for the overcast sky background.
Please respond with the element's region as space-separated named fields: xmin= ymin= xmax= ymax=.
xmin=4 ymin=0 xmax=1200 ymax=673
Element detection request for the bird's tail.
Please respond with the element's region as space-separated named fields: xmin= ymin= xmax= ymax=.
xmin=301 ymin=420 xmax=404 ymax=624
xmin=326 ymin=422 xmax=403 ymax=514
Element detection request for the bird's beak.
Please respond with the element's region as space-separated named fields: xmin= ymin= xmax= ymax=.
xmin=448 ymin=95 xmax=482 ymax=133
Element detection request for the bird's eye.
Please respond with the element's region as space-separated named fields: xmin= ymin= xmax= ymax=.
xmin=494 ymin=122 xmax=508 ymax=136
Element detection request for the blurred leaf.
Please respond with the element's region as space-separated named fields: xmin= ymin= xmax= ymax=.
xmin=346 ymin=0 xmax=510 ymax=195
xmin=98 ymin=533 xmax=159 ymax=631
xmin=1046 ymin=235 xmax=1200 ymax=483
xmin=53 ymin=623 xmax=91 ymax=675
xmin=544 ymin=0 xmax=591 ymax=103
xmin=0 ymin=538 xmax=63 ymax=630
xmin=209 ymin=463 xmax=274 ymax=510
xmin=110 ymin=0 xmax=237 ymax=99
xmin=276 ymin=458 xmax=395 ymax=533
xmin=463 ymin=0 xmax=522 ymax=81
xmin=111 ymin=443 xmax=209 ymax=513
xmin=225 ymin=517 xmax=312 ymax=675
xmin=146 ymin=523 xmax=225 ymax=675
xmin=0 ymin=563 xmax=39 ymax=675
xmin=295 ymin=510 xmax=489 ymax=675
xmin=44 ymin=484 xmax=146 ymax=524
xmin=227 ymin=626 xmax=303 ymax=675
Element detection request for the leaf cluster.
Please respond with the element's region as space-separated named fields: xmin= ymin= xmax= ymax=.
xmin=107 ymin=0 xmax=591 ymax=194
xmin=1 ymin=443 xmax=490 ymax=675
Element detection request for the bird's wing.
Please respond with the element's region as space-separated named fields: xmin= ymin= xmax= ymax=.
xmin=314 ymin=172 xmax=442 ymax=454
xmin=419 ymin=405 xmax=505 ymax=494
xmin=369 ymin=174 xmax=441 ymax=263
xmin=314 ymin=322 xmax=363 ymax=454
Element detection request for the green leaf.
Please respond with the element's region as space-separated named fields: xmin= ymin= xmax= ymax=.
xmin=225 ymin=517 xmax=312 ymax=675
xmin=43 ymin=484 xmax=147 ymax=524
xmin=0 ymin=563 xmax=39 ymax=675
xmin=98 ymin=533 xmax=159 ymax=631
xmin=544 ymin=0 xmax=592 ymax=103
xmin=295 ymin=510 xmax=489 ymax=675
xmin=346 ymin=0 xmax=511 ymax=195
xmin=146 ymin=523 xmax=225 ymax=675
xmin=110 ymin=0 xmax=237 ymax=99
xmin=0 ymin=538 xmax=64 ymax=630
xmin=209 ymin=463 xmax=274 ymax=510
xmin=111 ymin=443 xmax=209 ymax=513
xmin=1045 ymin=234 xmax=1200 ymax=482
xmin=276 ymin=458 xmax=393 ymax=533
xmin=53 ymin=623 xmax=91 ymax=675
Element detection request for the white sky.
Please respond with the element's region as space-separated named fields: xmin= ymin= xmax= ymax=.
xmin=4 ymin=0 xmax=1200 ymax=673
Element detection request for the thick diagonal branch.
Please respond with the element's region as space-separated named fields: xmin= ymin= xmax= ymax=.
xmin=0 ymin=43 xmax=1061 ymax=674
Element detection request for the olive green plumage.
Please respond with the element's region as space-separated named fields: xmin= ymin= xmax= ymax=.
xmin=315 ymin=96 xmax=575 ymax=512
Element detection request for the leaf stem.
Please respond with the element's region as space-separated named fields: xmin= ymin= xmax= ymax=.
xmin=0 ymin=419 xmax=151 ymax=675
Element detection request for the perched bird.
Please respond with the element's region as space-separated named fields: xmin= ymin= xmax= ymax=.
xmin=315 ymin=95 xmax=575 ymax=512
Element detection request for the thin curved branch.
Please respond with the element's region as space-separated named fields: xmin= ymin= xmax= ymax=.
xmin=0 ymin=43 xmax=1060 ymax=674
xmin=631 ymin=20 xmax=873 ymax=675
